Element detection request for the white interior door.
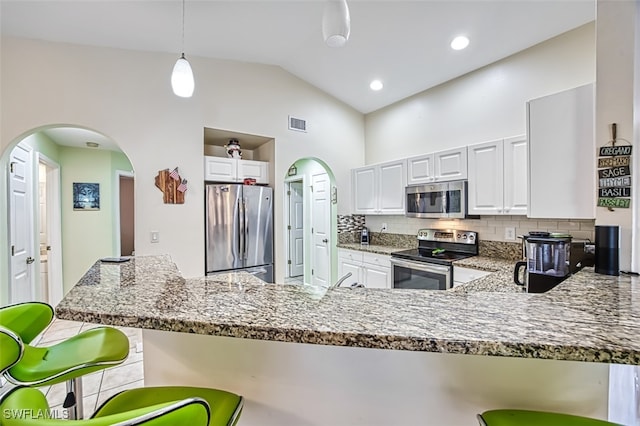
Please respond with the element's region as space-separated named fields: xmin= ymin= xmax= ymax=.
xmin=39 ymin=154 xmax=64 ymax=306
xmin=9 ymin=143 xmax=35 ymax=304
xmin=311 ymin=173 xmax=330 ymax=287
xmin=288 ymin=181 xmax=304 ymax=278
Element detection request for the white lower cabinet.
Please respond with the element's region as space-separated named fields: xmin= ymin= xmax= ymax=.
xmin=453 ymin=266 xmax=492 ymax=287
xmin=337 ymin=249 xmax=391 ymax=289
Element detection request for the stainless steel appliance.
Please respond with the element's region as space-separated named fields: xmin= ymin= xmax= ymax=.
xmin=205 ymin=183 xmax=274 ymax=282
xmin=514 ymin=233 xmax=571 ymax=293
xmin=405 ymin=180 xmax=467 ymax=219
xmin=391 ymin=228 xmax=478 ymax=290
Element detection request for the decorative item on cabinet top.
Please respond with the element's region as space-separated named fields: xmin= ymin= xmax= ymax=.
xmin=597 ymin=123 xmax=632 ymax=211
xmin=155 ymin=167 xmax=188 ymax=204
xmin=224 ymin=138 xmax=242 ymax=159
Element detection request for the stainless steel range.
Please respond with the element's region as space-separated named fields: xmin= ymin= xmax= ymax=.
xmin=391 ymin=229 xmax=478 ymax=290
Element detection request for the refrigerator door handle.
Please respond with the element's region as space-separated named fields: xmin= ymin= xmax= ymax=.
xmin=244 ymin=199 xmax=249 ymax=260
xmin=238 ymin=198 xmax=244 ymax=262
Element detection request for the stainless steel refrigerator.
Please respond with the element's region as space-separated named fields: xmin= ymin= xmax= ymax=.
xmin=205 ymin=183 xmax=274 ymax=282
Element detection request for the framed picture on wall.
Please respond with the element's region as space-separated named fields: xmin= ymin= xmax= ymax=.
xmin=73 ymin=182 xmax=100 ymax=211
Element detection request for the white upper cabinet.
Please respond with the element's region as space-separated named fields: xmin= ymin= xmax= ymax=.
xmin=407 ymin=154 xmax=435 ymax=184
xmin=434 ymin=147 xmax=468 ymax=182
xmin=527 ymin=83 xmax=595 ymax=219
xmin=407 ymin=147 xmax=467 ymax=185
xmin=352 ymin=166 xmax=377 ymax=214
xmin=467 ymin=135 xmax=527 ymax=215
xmin=503 ymin=135 xmax=528 ymax=215
xmin=468 ymin=139 xmax=504 ymax=215
xmin=204 ymin=156 xmax=269 ymax=184
xmin=352 ymin=159 xmax=406 ymax=215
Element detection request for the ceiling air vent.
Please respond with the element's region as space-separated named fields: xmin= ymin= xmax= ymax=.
xmin=288 ymin=116 xmax=307 ymax=132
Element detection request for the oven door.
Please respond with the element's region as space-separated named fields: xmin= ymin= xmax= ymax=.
xmin=390 ymin=258 xmax=451 ymax=290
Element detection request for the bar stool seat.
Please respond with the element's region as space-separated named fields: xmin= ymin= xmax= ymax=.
xmin=0 ymin=302 xmax=130 ymax=419
xmin=0 ymin=325 xmax=244 ymax=426
xmin=478 ymin=409 xmax=622 ymax=426
xmin=4 ymin=325 xmax=129 ymax=385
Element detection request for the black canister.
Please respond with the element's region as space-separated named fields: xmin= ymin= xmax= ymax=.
xmin=595 ymin=225 xmax=619 ymax=276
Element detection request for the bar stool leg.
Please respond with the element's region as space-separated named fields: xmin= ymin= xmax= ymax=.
xmin=63 ymin=377 xmax=83 ymax=420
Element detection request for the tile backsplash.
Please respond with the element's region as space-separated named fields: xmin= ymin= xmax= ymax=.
xmin=362 ymin=215 xmax=595 ymax=243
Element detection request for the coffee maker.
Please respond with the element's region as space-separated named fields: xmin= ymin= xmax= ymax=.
xmin=514 ymin=233 xmax=572 ymax=293
xmin=360 ymin=227 xmax=370 ymax=245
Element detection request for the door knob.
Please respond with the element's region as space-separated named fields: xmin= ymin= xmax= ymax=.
xmin=26 ymin=257 xmax=35 ymax=264
xmin=322 ymin=239 xmax=328 ymax=243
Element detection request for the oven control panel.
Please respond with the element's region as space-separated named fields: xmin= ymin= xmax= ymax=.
xmin=417 ymin=228 xmax=477 ymax=244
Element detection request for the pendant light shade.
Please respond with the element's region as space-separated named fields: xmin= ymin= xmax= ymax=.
xmin=322 ymin=0 xmax=350 ymax=48
xmin=171 ymin=53 xmax=194 ymax=98
xmin=171 ymin=0 xmax=194 ymax=98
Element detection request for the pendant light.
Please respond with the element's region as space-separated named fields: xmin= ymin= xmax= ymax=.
xmin=171 ymin=0 xmax=194 ymax=97
xmin=322 ymin=0 xmax=351 ymax=48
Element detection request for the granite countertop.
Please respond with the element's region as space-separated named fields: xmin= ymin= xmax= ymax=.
xmin=56 ymin=254 xmax=640 ymax=365
xmin=337 ymin=243 xmax=411 ymax=255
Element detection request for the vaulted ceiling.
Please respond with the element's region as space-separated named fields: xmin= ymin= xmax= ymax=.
xmin=1 ymin=0 xmax=595 ymax=114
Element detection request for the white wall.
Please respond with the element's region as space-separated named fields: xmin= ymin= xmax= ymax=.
xmin=595 ymin=1 xmax=637 ymax=274
xmin=364 ymin=23 xmax=595 ymax=163
xmin=361 ymin=24 xmax=597 ymax=246
xmin=0 ymin=37 xmax=365 ymax=293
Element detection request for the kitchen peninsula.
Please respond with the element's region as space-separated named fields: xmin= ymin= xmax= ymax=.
xmin=56 ymin=255 xmax=640 ymax=425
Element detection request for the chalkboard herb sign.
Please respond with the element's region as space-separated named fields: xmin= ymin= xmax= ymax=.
xmin=599 ymin=145 xmax=632 ymax=156
xmin=599 ymin=187 xmax=631 ymax=198
xmin=598 ymin=156 xmax=630 ymax=168
xmin=596 ymin=123 xmax=632 ymax=210
xmin=597 ymin=198 xmax=631 ymax=208
xmin=598 ymin=166 xmax=631 ymax=179
xmin=599 ymin=176 xmax=632 ymax=187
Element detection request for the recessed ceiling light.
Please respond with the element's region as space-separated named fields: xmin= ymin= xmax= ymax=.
xmin=86 ymin=142 xmax=99 ymax=148
xmin=450 ymin=36 xmax=470 ymax=50
xmin=370 ymin=80 xmax=383 ymax=91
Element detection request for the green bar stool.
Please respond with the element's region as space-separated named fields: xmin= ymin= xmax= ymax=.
xmin=0 ymin=302 xmax=130 ymax=420
xmin=0 ymin=325 xmax=243 ymax=426
xmin=478 ymin=409 xmax=623 ymax=426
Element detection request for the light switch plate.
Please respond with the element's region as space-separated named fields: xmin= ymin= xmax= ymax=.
xmin=150 ymin=231 xmax=160 ymax=243
xmin=504 ymin=227 xmax=516 ymax=241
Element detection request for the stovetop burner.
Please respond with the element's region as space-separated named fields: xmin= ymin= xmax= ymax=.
xmin=391 ymin=248 xmax=474 ymax=265
xmin=391 ymin=228 xmax=478 ymax=265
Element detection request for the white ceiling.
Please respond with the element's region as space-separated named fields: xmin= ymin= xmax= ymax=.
xmin=41 ymin=127 xmax=122 ymax=152
xmin=1 ymin=0 xmax=595 ymax=115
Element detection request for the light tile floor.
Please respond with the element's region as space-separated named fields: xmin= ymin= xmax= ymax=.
xmin=4 ymin=318 xmax=144 ymax=416
xmin=284 ymin=276 xmax=304 ymax=285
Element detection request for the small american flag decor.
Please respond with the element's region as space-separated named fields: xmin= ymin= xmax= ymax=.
xmin=168 ymin=167 xmax=180 ymax=181
xmin=177 ymin=179 xmax=188 ymax=193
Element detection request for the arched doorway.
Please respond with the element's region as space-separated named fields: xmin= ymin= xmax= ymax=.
xmin=1 ymin=125 xmax=134 ymax=306
xmin=283 ymin=158 xmax=338 ymax=287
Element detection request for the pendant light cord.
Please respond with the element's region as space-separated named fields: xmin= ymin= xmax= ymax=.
xmin=181 ymin=0 xmax=185 ymax=55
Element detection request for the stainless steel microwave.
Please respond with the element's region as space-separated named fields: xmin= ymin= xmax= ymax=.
xmin=405 ymin=181 xmax=467 ymax=219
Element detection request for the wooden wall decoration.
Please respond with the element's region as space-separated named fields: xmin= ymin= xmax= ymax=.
xmin=155 ymin=167 xmax=188 ymax=204
xmin=597 ymin=123 xmax=632 ymax=211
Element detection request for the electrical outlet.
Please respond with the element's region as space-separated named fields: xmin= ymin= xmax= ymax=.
xmin=504 ymin=227 xmax=516 ymax=241
xmin=150 ymin=231 xmax=160 ymax=243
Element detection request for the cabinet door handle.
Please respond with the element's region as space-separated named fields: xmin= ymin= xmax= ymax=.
xmin=26 ymin=257 xmax=35 ymax=264
xmin=322 ymin=238 xmax=328 ymax=243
